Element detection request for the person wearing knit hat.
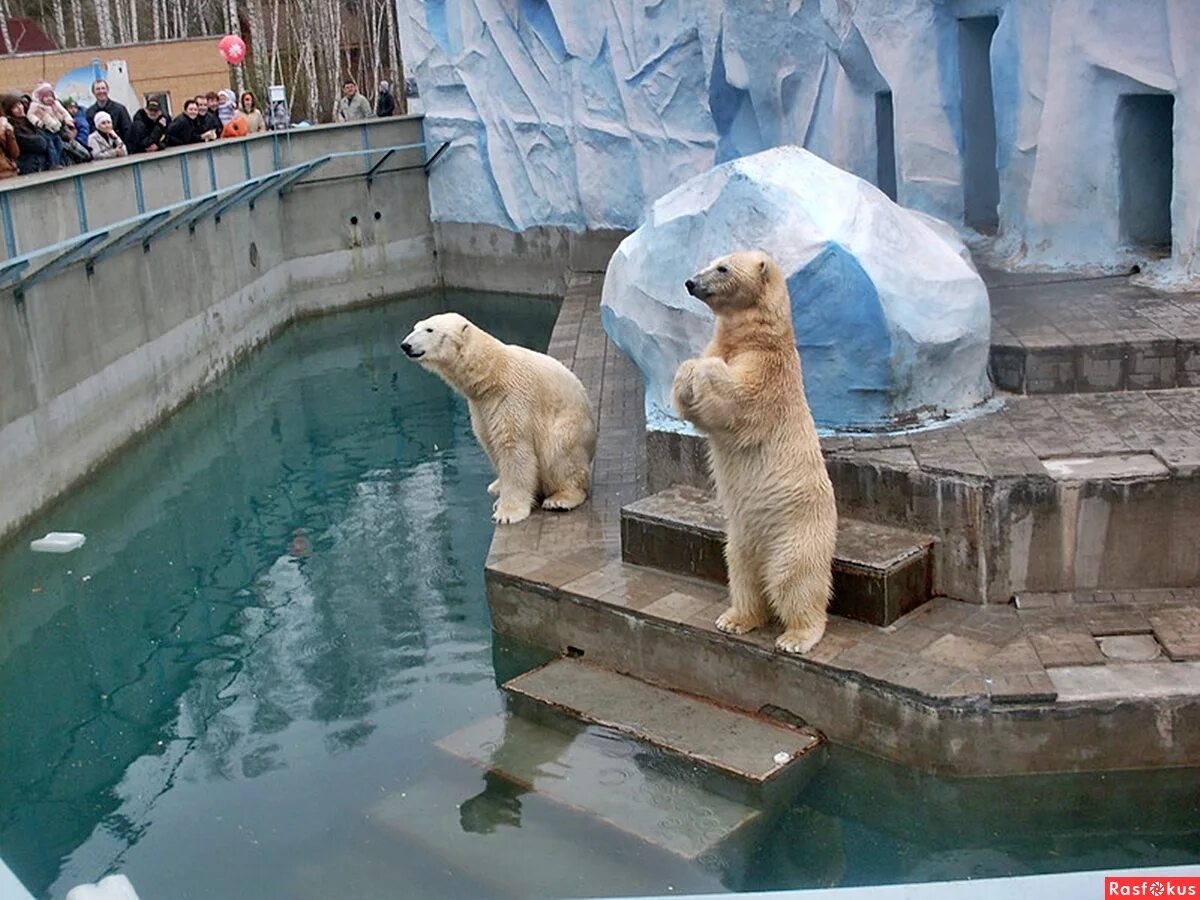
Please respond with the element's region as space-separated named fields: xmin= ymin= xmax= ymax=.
xmin=376 ymin=79 xmax=395 ymax=117
xmin=217 ymin=88 xmax=238 ymax=127
xmin=27 ymin=81 xmax=71 ymax=168
xmin=87 ymin=110 xmax=128 ymax=160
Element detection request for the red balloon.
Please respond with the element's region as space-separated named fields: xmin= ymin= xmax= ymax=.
xmin=218 ymin=34 xmax=246 ymax=65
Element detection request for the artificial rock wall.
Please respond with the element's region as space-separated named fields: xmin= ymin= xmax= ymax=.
xmin=400 ymin=0 xmax=1200 ymax=285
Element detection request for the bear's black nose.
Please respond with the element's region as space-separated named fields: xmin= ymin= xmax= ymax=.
xmin=685 ymin=279 xmax=696 ymax=294
xmin=401 ymin=342 xmax=412 ymax=355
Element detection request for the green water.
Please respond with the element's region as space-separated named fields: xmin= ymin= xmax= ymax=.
xmin=1 ymin=293 xmax=1197 ymax=899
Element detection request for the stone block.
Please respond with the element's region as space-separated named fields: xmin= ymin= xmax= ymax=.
xmin=621 ymin=486 xmax=934 ymax=627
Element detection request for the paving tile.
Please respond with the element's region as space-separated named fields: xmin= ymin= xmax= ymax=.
xmin=826 ymin=642 xmax=909 ymax=681
xmin=488 ymin=552 xmax=553 ymax=578
xmin=986 ymin=672 xmax=1058 ymax=704
xmin=1028 ymin=629 xmax=1107 ymax=667
xmin=802 ymin=631 xmax=858 ymax=665
xmin=866 ymin=624 xmax=941 ymax=654
xmin=981 ymin=637 xmax=1045 ymax=676
xmin=921 ymin=633 xmax=1002 ymax=669
xmin=1149 ymin=608 xmax=1200 ymax=661
xmin=1080 ymin=605 xmax=1152 ymax=636
xmin=640 ymin=590 xmax=712 ymax=624
xmin=885 ymin=657 xmax=972 ymax=698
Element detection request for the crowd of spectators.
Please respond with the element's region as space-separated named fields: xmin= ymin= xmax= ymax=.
xmin=0 ymin=77 xmax=396 ymax=180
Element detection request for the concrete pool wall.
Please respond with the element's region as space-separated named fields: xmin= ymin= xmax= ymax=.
xmin=0 ymin=116 xmax=623 ymax=544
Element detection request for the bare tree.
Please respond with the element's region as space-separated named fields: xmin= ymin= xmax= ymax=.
xmin=49 ymin=0 xmax=67 ymax=47
xmin=385 ymin=0 xmax=404 ymax=112
xmin=95 ymin=0 xmax=115 ymax=46
xmin=0 ymin=0 xmax=14 ymax=55
xmin=112 ymin=0 xmax=128 ymax=44
xmin=68 ymin=0 xmax=84 ymax=46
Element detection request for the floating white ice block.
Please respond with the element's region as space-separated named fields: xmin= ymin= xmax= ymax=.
xmin=66 ymin=875 xmax=139 ymax=900
xmin=30 ymin=531 xmax=86 ymax=553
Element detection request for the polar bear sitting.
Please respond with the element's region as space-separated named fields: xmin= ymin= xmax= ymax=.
xmin=672 ymin=250 xmax=838 ymax=654
xmin=401 ymin=312 xmax=597 ymax=524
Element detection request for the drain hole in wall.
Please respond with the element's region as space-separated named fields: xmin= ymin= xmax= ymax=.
xmin=249 ymin=241 xmax=259 ymax=268
xmin=565 ymin=646 xmax=585 ymax=658
xmin=350 ymin=216 xmax=359 ymax=226
xmin=1130 ymin=264 xmax=1142 ymax=274
xmin=374 ymin=211 xmax=382 ymax=220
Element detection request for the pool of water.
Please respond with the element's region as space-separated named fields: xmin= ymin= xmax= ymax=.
xmin=1 ymin=292 xmax=1198 ymax=900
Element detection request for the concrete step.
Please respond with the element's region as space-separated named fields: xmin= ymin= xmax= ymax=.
xmin=621 ymin=485 xmax=934 ymax=627
xmin=503 ymin=657 xmax=824 ymax=792
xmin=432 ymin=710 xmax=763 ymax=860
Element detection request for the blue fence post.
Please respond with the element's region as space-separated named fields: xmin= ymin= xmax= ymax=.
xmin=132 ymin=164 xmax=145 ymax=214
xmin=0 ymin=193 xmax=16 ymax=259
xmin=73 ymin=176 xmax=88 ymax=233
xmin=179 ymin=155 xmax=192 ymax=199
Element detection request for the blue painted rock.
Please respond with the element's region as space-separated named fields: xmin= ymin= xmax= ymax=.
xmin=601 ymin=146 xmax=991 ymax=433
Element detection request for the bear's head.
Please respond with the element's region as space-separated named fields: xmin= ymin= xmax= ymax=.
xmin=401 ymin=312 xmax=473 ymax=367
xmin=684 ymin=249 xmax=783 ymax=314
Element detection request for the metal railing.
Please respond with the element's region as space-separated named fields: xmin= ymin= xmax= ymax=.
xmin=2 ymin=140 xmax=449 ymax=301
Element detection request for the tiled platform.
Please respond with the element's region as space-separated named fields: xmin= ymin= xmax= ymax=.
xmin=986 ymin=269 xmax=1200 ymax=394
xmin=484 ymin=273 xmax=1200 ymax=775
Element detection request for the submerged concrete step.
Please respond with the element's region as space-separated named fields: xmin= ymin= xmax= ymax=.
xmin=503 ymin=657 xmax=823 ymax=788
xmin=365 ymin=770 xmax=716 ymax=896
xmin=621 ymin=485 xmax=934 ymax=627
xmin=433 ymin=710 xmax=762 ymax=859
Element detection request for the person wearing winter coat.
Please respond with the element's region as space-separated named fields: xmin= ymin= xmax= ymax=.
xmin=163 ymin=99 xmax=208 ymax=148
xmin=64 ymin=97 xmax=90 ymax=144
xmin=238 ymin=91 xmax=266 ymax=133
xmin=87 ymin=111 xmax=128 ymax=160
xmin=217 ymin=89 xmax=238 ymax=127
xmin=335 ymin=81 xmax=373 ymax=122
xmin=376 ymin=80 xmax=395 ymax=117
xmin=0 ymin=111 xmax=19 ymax=178
xmin=200 ymin=92 xmax=223 ymax=139
xmin=85 ymin=80 xmax=132 ymax=144
xmin=3 ymin=94 xmax=50 ymax=174
xmin=128 ymin=98 xmax=169 ymax=153
xmin=59 ymin=120 xmax=92 ymax=165
xmin=27 ymin=81 xmax=70 ymax=168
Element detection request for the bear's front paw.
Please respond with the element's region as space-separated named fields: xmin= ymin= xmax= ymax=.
xmin=492 ymin=503 xmax=532 ymax=525
xmin=715 ymin=607 xmax=766 ymax=635
xmin=775 ymin=626 xmax=825 ymax=655
xmin=672 ymin=360 xmax=700 ymax=416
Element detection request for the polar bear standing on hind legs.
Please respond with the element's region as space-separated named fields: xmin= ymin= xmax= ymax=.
xmin=402 ymin=312 xmax=597 ymax=525
xmin=672 ymin=250 xmax=838 ymax=654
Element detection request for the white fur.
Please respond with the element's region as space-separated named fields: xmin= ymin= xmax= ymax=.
xmin=673 ymin=251 xmax=838 ymax=654
xmin=402 ymin=312 xmax=597 ymax=524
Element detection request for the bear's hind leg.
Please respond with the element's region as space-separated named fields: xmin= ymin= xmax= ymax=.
xmin=538 ymin=417 xmax=594 ymax=512
xmin=715 ymin=535 xmax=769 ymax=635
xmin=770 ymin=567 xmax=832 ymax=654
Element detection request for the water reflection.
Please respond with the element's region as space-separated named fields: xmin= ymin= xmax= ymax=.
xmin=0 ymin=292 xmax=559 ymax=898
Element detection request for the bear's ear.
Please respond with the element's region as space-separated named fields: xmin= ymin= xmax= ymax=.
xmin=759 ymin=258 xmax=769 ymax=283
xmin=460 ymin=321 xmax=469 ymax=333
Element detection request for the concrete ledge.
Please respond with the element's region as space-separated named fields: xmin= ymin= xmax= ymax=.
xmin=645 ymin=426 xmax=1200 ymax=603
xmin=485 ymin=570 xmax=1200 ymax=776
